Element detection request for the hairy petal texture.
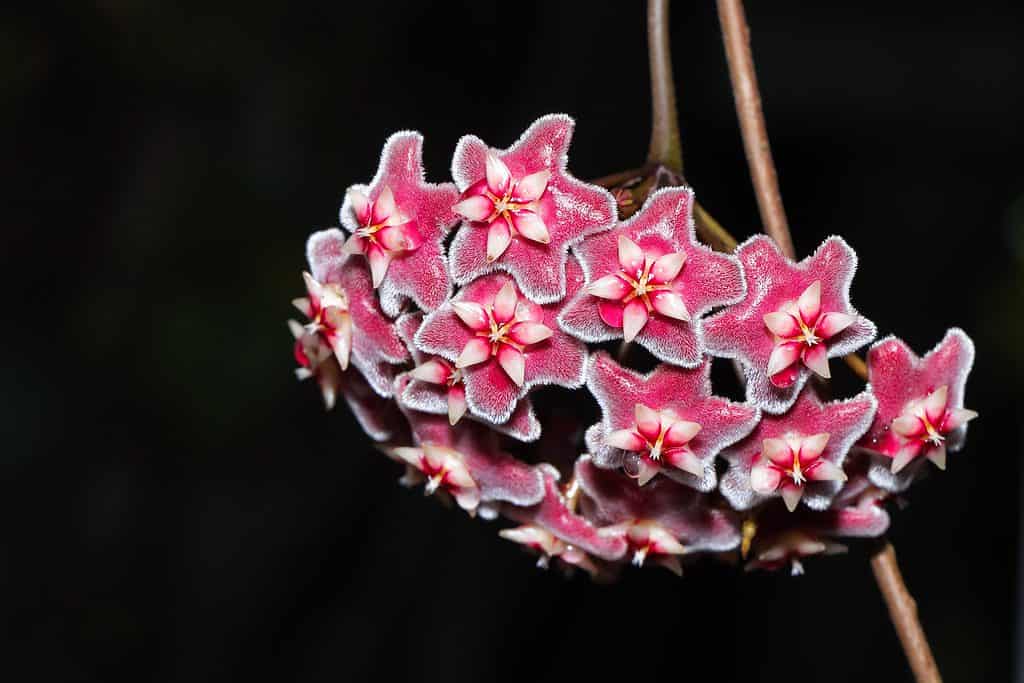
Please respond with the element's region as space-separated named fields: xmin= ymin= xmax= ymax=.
xmin=576 ymin=456 xmax=741 ymax=553
xmin=584 ymin=351 xmax=760 ymax=491
xmin=702 ymin=235 xmax=877 ymax=414
xmin=396 ymin=312 xmax=541 ymax=442
xmin=339 ymin=132 xmax=460 ymax=316
xmin=394 ymin=376 xmax=544 ymax=507
xmin=502 ymin=466 xmax=628 ymax=562
xmin=415 ymin=273 xmax=587 ymax=425
xmin=859 ymin=329 xmax=977 ymax=492
xmin=560 ymin=187 xmax=746 ymax=367
xmin=306 ymin=230 xmax=410 ymax=396
xmin=719 ymin=387 xmax=877 ymax=512
xmin=449 ymin=114 xmax=617 ymax=304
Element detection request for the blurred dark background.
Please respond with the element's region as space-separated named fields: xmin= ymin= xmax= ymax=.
xmin=4 ymin=1 xmax=1023 ymax=681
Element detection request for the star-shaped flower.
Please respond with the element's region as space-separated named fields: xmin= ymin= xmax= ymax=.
xmin=583 ymin=351 xmax=760 ymax=489
xmin=858 ymin=328 xmax=977 ymax=491
xmin=702 ymin=235 xmax=877 ymax=414
xmin=339 ymin=132 xmax=460 ymax=317
xmin=305 ymin=229 xmax=411 ymax=396
xmin=559 ymin=187 xmax=746 ymax=367
xmin=287 ymin=320 xmax=403 ymax=441
xmin=392 ymin=376 xmax=545 ymax=510
xmin=719 ymin=387 xmax=876 ymax=512
xmin=576 ymin=456 xmax=741 ymax=574
xmin=500 ymin=465 xmax=628 ymax=575
xmin=396 ymin=312 xmax=541 ymax=442
xmin=449 ymin=114 xmax=617 ymax=304
xmin=415 ymin=273 xmax=587 ymax=425
xmin=744 ymin=479 xmax=890 ymax=574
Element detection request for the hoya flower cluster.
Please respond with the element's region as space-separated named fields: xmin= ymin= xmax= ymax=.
xmin=287 ymin=115 xmax=977 ymax=578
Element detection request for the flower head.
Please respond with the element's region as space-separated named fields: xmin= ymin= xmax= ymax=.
xmin=339 ymin=132 xmax=460 ymax=316
xmin=396 ymin=312 xmax=541 ymax=442
xmin=719 ymin=387 xmax=876 ymax=512
xmin=559 ymin=188 xmax=746 ymax=367
xmin=449 ymin=114 xmax=616 ymax=304
xmin=703 ymin=235 xmax=877 ymax=413
xmin=306 ymin=230 xmax=411 ymax=396
xmin=859 ymin=329 xmax=977 ymax=490
xmin=415 ymin=273 xmax=587 ymax=425
xmin=584 ymin=351 xmax=760 ymax=489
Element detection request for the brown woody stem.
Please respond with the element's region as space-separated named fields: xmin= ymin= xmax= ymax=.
xmin=871 ymin=541 xmax=943 ymax=682
xmin=646 ymin=0 xmax=683 ymax=172
xmin=716 ymin=0 xmax=796 ymax=259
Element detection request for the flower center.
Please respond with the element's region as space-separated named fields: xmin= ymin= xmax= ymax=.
xmin=619 ymin=260 xmax=670 ymax=311
xmin=477 ymin=307 xmax=521 ymax=355
xmin=485 ymin=188 xmax=524 ymax=225
xmin=446 ymin=367 xmax=463 ymax=388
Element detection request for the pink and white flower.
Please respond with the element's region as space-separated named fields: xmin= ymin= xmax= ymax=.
xmin=415 ymin=274 xmax=587 ymax=425
xmin=339 ymin=132 xmax=460 ymax=316
xmin=449 ymin=114 xmax=617 ymax=304
xmin=500 ymin=466 xmax=627 ymax=575
xmin=396 ymin=312 xmax=541 ymax=442
xmin=305 ymin=230 xmax=411 ymax=396
xmin=719 ymin=387 xmax=877 ymax=512
xmin=559 ymin=187 xmax=746 ymax=367
xmin=584 ymin=351 xmax=760 ymax=489
xmin=702 ymin=235 xmax=877 ymax=414
xmin=576 ymin=455 xmax=741 ymax=574
xmin=858 ymin=329 xmax=977 ymax=490
xmin=292 ymin=271 xmax=352 ymax=370
xmin=287 ymin=320 xmax=403 ymax=441
xmin=393 ymin=376 xmax=545 ymax=508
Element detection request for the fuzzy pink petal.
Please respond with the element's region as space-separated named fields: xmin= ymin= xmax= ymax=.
xmin=597 ymin=299 xmax=624 ymax=328
xmin=798 ymin=280 xmax=822 ymax=324
xmin=513 ymin=169 xmax=551 ymax=203
xmin=816 ymin=311 xmax=855 ymax=339
xmin=453 ymin=195 xmax=493 ymax=222
xmin=451 ymin=301 xmax=490 ymax=331
xmin=664 ymin=420 xmax=701 ymax=447
xmin=492 ymin=281 xmax=518 ymax=324
xmin=586 ymin=274 xmax=630 ymax=300
xmin=366 ymin=244 xmax=391 ymax=288
xmin=617 ymin=235 xmax=644 ymax=273
xmin=808 ymin=459 xmax=846 ymax=482
xmin=606 ymin=429 xmax=645 ymax=452
xmin=767 ymin=341 xmax=802 ymax=377
xmin=650 ymin=251 xmax=686 ymax=284
xmin=802 ymin=343 xmax=831 ymax=378
xmin=763 ymin=311 xmax=801 ymax=338
xmin=486 ymin=216 xmax=513 ymax=262
xmin=751 ymin=463 xmax=782 ymax=494
xmin=456 ymin=338 xmax=491 ymax=368
xmin=410 ymin=359 xmax=450 ymax=385
xmin=371 ymin=186 xmax=396 ymax=225
xmin=497 ymin=345 xmax=526 ymax=386
xmin=485 ymin=152 xmax=512 ymax=196
xmin=510 ymin=210 xmax=551 ymax=244
xmin=447 ymin=385 xmax=467 ymax=425
xmin=762 ymin=438 xmax=793 ymax=467
xmin=649 ymin=290 xmax=690 ymax=322
xmin=508 ymin=321 xmax=552 ymax=346
xmin=347 ymin=189 xmax=371 ymax=225
xmin=924 ymin=385 xmax=949 ymax=425
xmin=622 ymin=299 xmax=649 ymax=343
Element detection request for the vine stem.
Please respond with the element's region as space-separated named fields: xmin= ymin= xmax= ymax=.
xmin=715 ymin=1 xmax=939 ymax=679
xmin=646 ymin=0 xmax=683 ymax=172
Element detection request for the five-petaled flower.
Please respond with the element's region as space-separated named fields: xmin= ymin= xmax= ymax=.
xmin=585 ymin=351 xmax=760 ymax=489
xmin=340 ymin=132 xmax=460 ymax=317
xmin=391 ymin=444 xmax=481 ymax=513
xmin=719 ymin=387 xmax=876 ymax=512
xmin=858 ymin=329 xmax=977 ymax=490
xmin=293 ymin=271 xmax=352 ymax=370
xmin=449 ymin=114 xmax=617 ymax=304
xmin=416 ymin=273 xmax=587 ymax=425
xmin=703 ymin=235 xmax=876 ymax=414
xmin=305 ymin=230 xmax=412 ymax=397
xmin=560 ymin=188 xmax=746 ymax=367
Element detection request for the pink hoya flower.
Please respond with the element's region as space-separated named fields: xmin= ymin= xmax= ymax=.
xmin=339 ymin=132 xmax=460 ymax=317
xmin=702 ymin=235 xmax=877 ymax=414
xmin=745 ymin=480 xmax=890 ymax=574
xmin=576 ymin=456 xmax=741 ymax=574
xmin=500 ymin=466 xmax=627 ymax=575
xmin=415 ymin=273 xmax=587 ymax=425
xmin=858 ymin=328 xmax=977 ymax=491
xmin=559 ymin=187 xmax=746 ymax=367
xmin=305 ymin=230 xmax=411 ymax=396
xmin=584 ymin=351 xmax=760 ymax=489
xmin=396 ymin=312 xmax=541 ymax=442
xmin=292 ymin=271 xmax=352 ymax=370
xmin=719 ymin=387 xmax=877 ymax=512
xmin=392 ymin=376 xmax=545 ymax=510
xmin=449 ymin=114 xmax=617 ymax=304
xmin=287 ymin=321 xmax=404 ymax=442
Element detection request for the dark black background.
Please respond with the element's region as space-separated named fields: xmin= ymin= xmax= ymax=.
xmin=5 ymin=2 xmax=1023 ymax=681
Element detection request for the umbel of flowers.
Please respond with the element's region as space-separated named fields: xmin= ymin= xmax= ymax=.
xmin=287 ymin=115 xmax=977 ymax=578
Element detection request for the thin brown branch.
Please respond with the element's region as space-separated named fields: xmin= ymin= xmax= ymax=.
xmin=646 ymin=0 xmax=683 ymax=172
xmin=715 ymin=0 xmax=796 ymax=259
xmin=871 ymin=541 xmax=943 ymax=682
